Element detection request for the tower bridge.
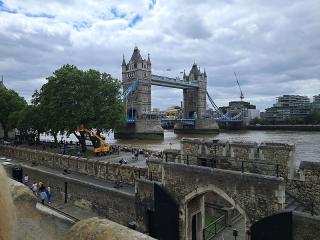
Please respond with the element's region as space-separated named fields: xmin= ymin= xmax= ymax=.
xmin=150 ymin=74 xmax=199 ymax=89
xmin=115 ymin=46 xmax=219 ymax=139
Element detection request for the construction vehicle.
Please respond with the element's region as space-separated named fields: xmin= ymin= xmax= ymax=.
xmin=79 ymin=128 xmax=110 ymax=155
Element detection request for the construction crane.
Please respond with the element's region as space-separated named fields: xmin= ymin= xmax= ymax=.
xmin=234 ymin=72 xmax=244 ymax=102
xmin=79 ymin=127 xmax=110 ymax=155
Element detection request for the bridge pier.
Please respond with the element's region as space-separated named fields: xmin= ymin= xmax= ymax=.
xmin=114 ymin=119 xmax=164 ymax=140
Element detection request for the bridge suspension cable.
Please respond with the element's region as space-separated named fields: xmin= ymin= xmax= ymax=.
xmin=123 ymin=79 xmax=139 ymax=101
xmin=206 ymin=91 xmax=230 ymax=120
xmin=206 ymin=91 xmax=243 ymax=121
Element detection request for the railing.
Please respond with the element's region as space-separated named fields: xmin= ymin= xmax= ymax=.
xmin=160 ymin=118 xmax=195 ymax=126
xmin=163 ymin=153 xmax=286 ymax=177
xmin=151 ymin=74 xmax=199 ymax=88
xmin=203 ymin=215 xmax=226 ymax=240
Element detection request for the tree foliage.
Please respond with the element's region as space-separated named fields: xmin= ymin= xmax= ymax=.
xmin=305 ymin=111 xmax=320 ymax=124
xmin=16 ymin=105 xmax=46 ymax=143
xmin=37 ymin=64 xmax=125 ymax=150
xmin=0 ymin=87 xmax=27 ymax=139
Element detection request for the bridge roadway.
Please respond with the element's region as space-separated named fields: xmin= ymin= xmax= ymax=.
xmin=151 ymin=74 xmax=199 ymax=89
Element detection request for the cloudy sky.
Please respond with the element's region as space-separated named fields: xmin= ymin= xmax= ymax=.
xmin=0 ymin=0 xmax=319 ymax=111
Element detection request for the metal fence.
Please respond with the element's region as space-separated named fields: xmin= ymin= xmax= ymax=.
xmin=163 ymin=152 xmax=286 ymax=177
xmin=203 ymin=214 xmax=227 ymax=240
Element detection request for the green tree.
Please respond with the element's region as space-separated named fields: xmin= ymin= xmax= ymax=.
xmin=16 ymin=105 xmax=46 ymax=144
xmin=38 ymin=65 xmax=125 ymax=151
xmin=305 ymin=111 xmax=320 ymax=124
xmin=0 ymin=87 xmax=27 ymax=139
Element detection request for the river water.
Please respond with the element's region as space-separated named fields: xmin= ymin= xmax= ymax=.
xmin=41 ymin=130 xmax=320 ymax=165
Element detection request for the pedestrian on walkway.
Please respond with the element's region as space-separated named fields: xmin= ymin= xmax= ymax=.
xmin=46 ymin=186 xmax=52 ymax=204
xmin=38 ymin=181 xmax=45 ymax=192
xmin=31 ymin=182 xmax=38 ymax=196
xmin=23 ymin=174 xmax=29 ymax=186
xmin=40 ymin=189 xmax=47 ymax=205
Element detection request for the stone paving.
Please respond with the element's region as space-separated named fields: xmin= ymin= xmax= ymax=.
xmin=214 ymin=217 xmax=245 ymax=240
xmin=1 ymin=156 xmax=136 ymax=195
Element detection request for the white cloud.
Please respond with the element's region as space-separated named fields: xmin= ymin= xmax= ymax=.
xmin=0 ymin=0 xmax=319 ymax=111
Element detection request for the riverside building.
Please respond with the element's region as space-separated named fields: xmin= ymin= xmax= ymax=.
xmin=265 ymin=95 xmax=320 ymax=122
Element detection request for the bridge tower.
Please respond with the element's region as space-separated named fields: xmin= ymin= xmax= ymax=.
xmin=115 ymin=46 xmax=164 ymax=139
xmin=182 ymin=63 xmax=207 ymax=119
xmin=122 ymin=46 xmax=152 ymax=119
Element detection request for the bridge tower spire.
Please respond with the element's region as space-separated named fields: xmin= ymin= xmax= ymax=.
xmin=183 ymin=63 xmax=207 ymax=119
xmin=121 ymin=46 xmax=152 ymax=119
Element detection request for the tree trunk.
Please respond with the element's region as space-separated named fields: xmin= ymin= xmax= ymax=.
xmin=74 ymin=131 xmax=86 ymax=152
xmin=79 ymin=131 xmax=87 ymax=152
xmin=3 ymin=129 xmax=8 ymax=140
xmin=53 ymin=132 xmax=58 ymax=145
xmin=36 ymin=132 xmax=40 ymax=145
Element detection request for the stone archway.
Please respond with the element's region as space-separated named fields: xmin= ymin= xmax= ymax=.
xmin=181 ymin=184 xmax=248 ymax=240
xmin=160 ymin=162 xmax=285 ymax=240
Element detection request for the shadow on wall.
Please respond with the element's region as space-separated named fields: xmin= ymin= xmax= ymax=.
xmin=0 ymin=165 xmax=15 ymax=240
xmin=67 ymin=217 xmax=155 ymax=240
xmin=1 ymin=166 xmax=73 ymax=240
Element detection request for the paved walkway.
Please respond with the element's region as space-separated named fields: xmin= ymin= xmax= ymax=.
xmin=17 ymin=144 xmax=150 ymax=168
xmin=214 ymin=217 xmax=246 ymax=240
xmin=46 ymin=202 xmax=99 ymax=220
xmin=2 ymin=157 xmax=135 ymax=195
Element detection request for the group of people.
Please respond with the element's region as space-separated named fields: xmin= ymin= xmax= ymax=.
xmin=24 ymin=174 xmax=52 ymax=205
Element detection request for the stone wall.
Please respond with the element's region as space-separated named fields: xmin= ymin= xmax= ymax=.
xmin=178 ymin=138 xmax=295 ymax=179
xmin=115 ymin=119 xmax=164 ymax=140
xmin=161 ymin=162 xmax=285 ymax=223
xmin=146 ymin=159 xmax=162 ymax=182
xmin=135 ymin=179 xmax=155 ymax=233
xmin=160 ymin=161 xmax=285 ymax=240
xmin=287 ymin=161 xmax=320 ymax=214
xmin=68 ymin=217 xmax=155 ymax=240
xmin=7 ymin=175 xmax=74 ymax=240
xmin=16 ymin=164 xmax=136 ymax=227
xmin=0 ymin=145 xmax=147 ymax=185
xmin=162 ymin=149 xmax=181 ymax=163
xmin=292 ymin=211 xmax=320 ymax=240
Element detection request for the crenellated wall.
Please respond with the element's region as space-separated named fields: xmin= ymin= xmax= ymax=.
xmin=0 ymin=145 xmax=147 ymax=185
xmin=177 ymin=138 xmax=295 ymax=179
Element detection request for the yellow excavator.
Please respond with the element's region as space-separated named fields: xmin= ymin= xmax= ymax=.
xmin=79 ymin=128 xmax=110 ymax=155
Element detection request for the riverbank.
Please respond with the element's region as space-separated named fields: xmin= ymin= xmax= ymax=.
xmin=247 ymin=125 xmax=320 ymax=131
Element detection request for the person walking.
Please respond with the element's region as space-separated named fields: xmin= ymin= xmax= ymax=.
xmin=23 ymin=174 xmax=29 ymax=186
xmin=38 ymin=181 xmax=44 ymax=192
xmin=39 ymin=189 xmax=47 ymax=205
xmin=31 ymin=182 xmax=38 ymax=196
xmin=46 ymin=186 xmax=52 ymax=204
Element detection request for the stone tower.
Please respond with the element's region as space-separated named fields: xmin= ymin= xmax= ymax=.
xmin=182 ymin=63 xmax=207 ymax=119
xmin=122 ymin=46 xmax=152 ymax=119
